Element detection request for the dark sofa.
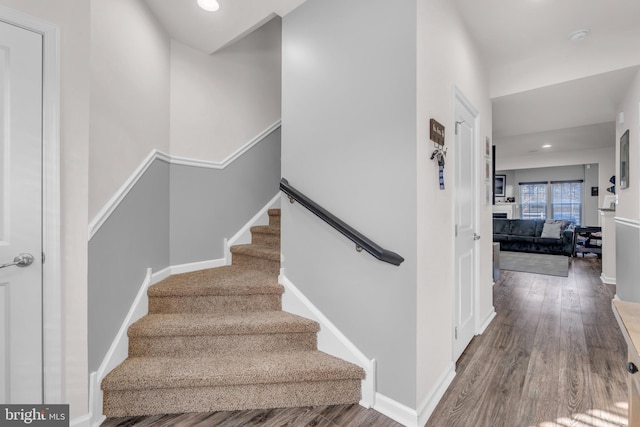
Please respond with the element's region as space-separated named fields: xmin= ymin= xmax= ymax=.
xmin=493 ymin=218 xmax=574 ymax=256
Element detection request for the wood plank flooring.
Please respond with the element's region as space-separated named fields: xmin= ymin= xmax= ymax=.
xmin=100 ymin=403 xmax=402 ymax=426
xmin=102 ymin=256 xmax=628 ymax=427
xmin=426 ymin=256 xmax=629 ymax=427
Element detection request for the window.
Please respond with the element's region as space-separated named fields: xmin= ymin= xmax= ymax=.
xmin=551 ymin=181 xmax=582 ymax=225
xmin=519 ymin=182 xmax=547 ymax=220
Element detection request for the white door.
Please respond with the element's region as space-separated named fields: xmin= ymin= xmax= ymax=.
xmin=0 ymin=21 xmax=43 ymax=403
xmin=453 ymin=91 xmax=478 ymax=360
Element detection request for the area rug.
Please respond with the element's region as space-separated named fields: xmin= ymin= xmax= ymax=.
xmin=499 ymin=251 xmax=569 ymax=277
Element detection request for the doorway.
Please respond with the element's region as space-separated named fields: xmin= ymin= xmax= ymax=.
xmin=0 ymin=6 xmax=61 ymax=404
xmin=453 ymin=88 xmax=480 ymax=361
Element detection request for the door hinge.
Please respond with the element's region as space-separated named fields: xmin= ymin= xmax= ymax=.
xmin=42 ymin=252 xmax=45 ymax=264
xmin=454 ymin=326 xmax=458 ymax=339
xmin=455 ymin=224 xmax=458 ymax=237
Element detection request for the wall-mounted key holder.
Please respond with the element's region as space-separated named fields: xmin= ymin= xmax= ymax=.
xmin=429 ymin=119 xmax=447 ymax=190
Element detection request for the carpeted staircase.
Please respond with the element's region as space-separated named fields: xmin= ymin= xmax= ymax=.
xmin=101 ymin=209 xmax=365 ymax=417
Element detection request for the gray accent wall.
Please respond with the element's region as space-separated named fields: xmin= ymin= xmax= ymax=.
xmin=282 ymin=0 xmax=418 ymax=407
xmin=88 ymin=159 xmax=171 ymax=372
xmin=88 ymin=131 xmax=281 ymax=372
xmin=170 ymin=128 xmax=282 ymax=265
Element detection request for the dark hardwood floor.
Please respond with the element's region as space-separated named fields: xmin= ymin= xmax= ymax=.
xmin=102 ymin=256 xmax=628 ymax=427
xmin=426 ymin=255 xmax=628 ymax=427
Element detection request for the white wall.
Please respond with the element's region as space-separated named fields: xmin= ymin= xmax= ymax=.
xmin=616 ymin=69 xmax=640 ymax=220
xmin=282 ymin=0 xmax=418 ymax=408
xmin=497 ymin=146 xmax=616 ymax=219
xmin=498 ymin=165 xmax=594 ymax=224
xmin=89 ymin=0 xmax=171 ymax=219
xmin=170 ymin=18 xmax=282 ymax=162
xmin=416 ymin=0 xmax=493 ymax=410
xmin=0 ymin=0 xmax=90 ymax=418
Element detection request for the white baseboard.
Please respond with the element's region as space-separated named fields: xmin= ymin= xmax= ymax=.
xmin=417 ymin=363 xmax=456 ymax=426
xmin=69 ymin=413 xmax=91 ymax=427
xmin=87 ymin=197 xmax=284 ymax=424
xmin=600 ymin=273 xmax=616 ymax=285
xmin=374 ymin=393 xmax=417 ymax=427
xmin=224 ymin=193 xmax=281 ymax=265
xmin=171 ymin=258 xmax=226 ymax=275
xmin=88 ymin=266 xmax=171 ymax=426
xmin=372 ymin=362 xmax=456 ymax=427
xmin=279 ymin=273 xmax=376 ymax=408
xmin=478 ymin=308 xmax=496 ymax=334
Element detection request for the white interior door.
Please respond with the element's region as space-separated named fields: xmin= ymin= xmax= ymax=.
xmin=453 ymin=91 xmax=478 ymax=361
xmin=0 ymin=20 xmax=43 ymax=404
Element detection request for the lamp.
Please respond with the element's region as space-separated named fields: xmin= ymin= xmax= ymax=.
xmin=197 ymin=0 xmax=220 ymax=12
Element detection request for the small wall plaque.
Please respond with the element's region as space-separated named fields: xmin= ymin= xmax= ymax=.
xmin=430 ymin=119 xmax=445 ymax=146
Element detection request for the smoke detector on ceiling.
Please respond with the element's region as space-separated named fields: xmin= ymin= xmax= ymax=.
xmin=568 ymin=29 xmax=590 ymax=42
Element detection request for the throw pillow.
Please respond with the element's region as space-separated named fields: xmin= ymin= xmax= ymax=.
xmin=541 ymin=222 xmax=562 ymax=238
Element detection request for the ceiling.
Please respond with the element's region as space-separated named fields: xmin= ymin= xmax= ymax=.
xmin=145 ymin=0 xmax=640 ymax=164
xmin=453 ymin=0 xmax=640 ymax=164
xmin=144 ymin=0 xmax=305 ymax=53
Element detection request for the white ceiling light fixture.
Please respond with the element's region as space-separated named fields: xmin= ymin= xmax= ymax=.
xmin=542 ymin=144 xmax=552 ymax=148
xmin=197 ymin=0 xmax=220 ymax=12
xmin=569 ymin=29 xmax=590 ymax=42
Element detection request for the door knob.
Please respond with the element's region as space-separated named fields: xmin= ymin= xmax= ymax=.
xmin=473 ymin=233 xmax=481 ymax=241
xmin=0 ymin=253 xmax=34 ymax=269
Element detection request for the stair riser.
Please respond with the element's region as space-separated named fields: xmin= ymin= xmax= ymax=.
xmin=231 ymin=253 xmax=280 ymax=275
xmin=268 ymin=211 xmax=280 ymax=227
xmin=129 ymin=333 xmax=317 ymax=357
xmin=103 ymin=379 xmax=362 ymax=417
xmin=251 ymin=233 xmax=280 ymax=247
xmin=149 ymin=295 xmax=281 ymax=314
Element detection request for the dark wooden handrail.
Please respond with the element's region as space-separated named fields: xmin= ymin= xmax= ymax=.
xmin=279 ymin=178 xmax=404 ymax=266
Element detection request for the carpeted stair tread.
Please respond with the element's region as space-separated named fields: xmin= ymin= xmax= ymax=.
xmin=230 ymin=244 xmax=280 ymax=261
xmin=101 ymin=351 xmax=365 ymax=391
xmin=148 ymin=265 xmax=283 ymax=297
xmin=128 ymin=311 xmax=320 ymax=337
xmin=250 ymin=225 xmax=280 ymax=235
xmin=103 ymin=208 xmax=364 ymax=416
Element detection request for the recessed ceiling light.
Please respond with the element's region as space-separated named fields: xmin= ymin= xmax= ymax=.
xmin=568 ymin=29 xmax=590 ymax=42
xmin=197 ymin=0 xmax=220 ymax=12
xmin=542 ymin=144 xmax=552 ymax=148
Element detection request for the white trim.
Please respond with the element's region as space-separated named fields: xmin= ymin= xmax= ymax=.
xmin=279 ymin=273 xmax=377 ymax=408
xmin=88 ymin=120 xmax=281 ymax=240
xmin=224 ymin=193 xmax=281 ymax=264
xmin=374 ymin=393 xmax=418 ymax=427
xmin=170 ymin=258 xmax=226 ymax=275
xmin=69 ymin=413 xmax=91 ymax=427
xmin=89 ymin=267 xmax=169 ymax=426
xmin=372 ymin=363 xmax=456 ymax=427
xmin=600 ymin=273 xmax=616 ymax=285
xmin=88 ymin=150 xmax=170 ymax=240
xmin=0 ymin=5 xmax=63 ymax=404
xmin=453 ymin=86 xmax=481 ymax=361
xmin=614 ymin=217 xmax=640 ymax=228
xmin=477 ymin=308 xmax=496 ymax=335
xmin=416 ymin=363 xmax=456 ymax=427
xmin=171 ymin=120 xmax=281 ymax=170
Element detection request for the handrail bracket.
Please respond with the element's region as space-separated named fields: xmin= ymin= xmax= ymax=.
xmin=279 ymin=178 xmax=404 ymax=266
